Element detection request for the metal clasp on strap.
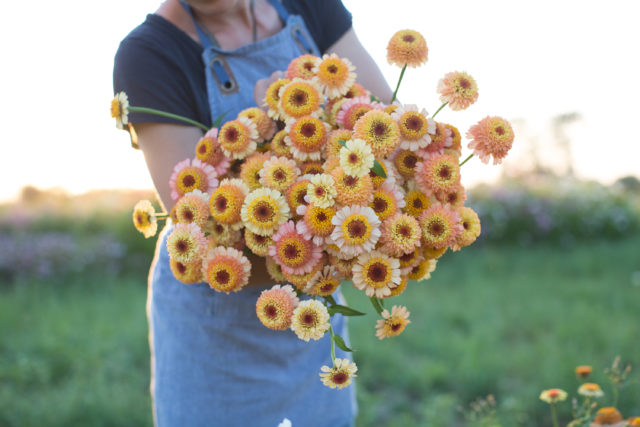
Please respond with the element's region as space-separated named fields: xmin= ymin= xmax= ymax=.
xmin=290 ymin=24 xmax=315 ymax=55
xmin=209 ymin=56 xmax=238 ymax=94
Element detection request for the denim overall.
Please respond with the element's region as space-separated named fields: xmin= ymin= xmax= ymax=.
xmin=147 ymin=2 xmax=355 ymax=426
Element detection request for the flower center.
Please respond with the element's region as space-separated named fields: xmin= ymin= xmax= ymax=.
xmin=438 ymin=166 xmax=451 ymax=179
xmin=347 ymin=219 xmax=366 ymax=238
xmin=495 ymin=125 xmax=505 ymax=135
xmin=301 ymin=123 xmax=316 ymax=138
xmin=406 ymin=116 xmax=423 ymax=131
xmin=316 ymin=212 xmax=327 ymax=222
xmin=314 ymin=186 xmax=326 ymax=197
xmin=176 ymin=239 xmax=188 ymax=253
xmin=397 ymin=225 xmax=411 ymax=237
xmin=284 ymin=243 xmax=300 ymax=260
xmin=402 ymin=34 xmax=415 ymax=43
xmin=302 ymin=312 xmax=316 ymax=326
xmin=390 ymin=321 xmax=402 ymax=331
xmin=265 ymin=304 xmax=278 ymax=318
xmin=373 ymin=197 xmax=388 ymax=213
xmin=373 ymin=122 xmax=387 ymax=137
xmin=215 ymin=195 xmax=228 ymax=212
xmin=255 ymin=234 xmax=267 ymax=244
xmin=348 ymin=153 xmax=359 ymax=164
xmin=327 ymin=64 xmax=338 ymax=74
xmin=343 ymin=175 xmax=357 ymax=187
xmin=412 ymin=197 xmax=423 ymax=209
xmin=198 ymin=143 xmax=208 ymax=154
xmin=428 ymin=221 xmax=444 ymax=236
xmin=224 ymin=127 xmax=239 ymax=142
xmin=215 ymin=270 xmax=230 ymax=284
xmin=182 ymin=209 xmax=194 ymax=222
xmin=332 ymin=371 xmax=348 ymax=384
xmin=215 ymin=224 xmax=224 ymax=234
xmin=182 ymin=174 xmax=196 ymax=187
xmin=367 ymin=262 xmax=387 ymax=282
xmin=253 ymin=201 xmax=275 ymax=221
xmin=459 ymin=78 xmax=471 ymax=89
xmin=176 ymin=262 xmax=187 ymax=274
xmin=403 ymin=154 xmax=417 ymax=168
xmin=303 ymin=62 xmax=314 ymax=71
xmin=296 ymin=189 xmax=307 ymax=204
xmin=273 ymin=168 xmax=286 ymax=181
xmin=292 ymin=89 xmax=309 ymax=106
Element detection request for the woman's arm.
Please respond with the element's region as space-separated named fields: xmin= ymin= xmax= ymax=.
xmin=326 ymin=27 xmax=394 ymax=104
xmin=134 ymin=122 xmax=204 ymax=212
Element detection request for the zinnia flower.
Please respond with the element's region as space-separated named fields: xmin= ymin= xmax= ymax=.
xmin=268 ymin=220 xmax=322 ymax=275
xmin=407 ymin=257 xmax=437 ymax=281
xmin=270 ymin=129 xmax=292 ymax=158
xmin=170 ymin=257 xmax=203 ymax=284
xmin=278 ymin=78 xmax=323 ymax=119
xmin=403 ymin=186 xmax=431 ymax=217
xmin=290 ymin=299 xmax=330 ymax=341
xmin=244 ymin=229 xmax=273 ymax=257
xmin=319 ymin=358 xmax=358 ymax=389
xmin=286 ymin=54 xmax=320 ymax=80
xmin=218 ymin=117 xmax=259 ymax=160
xmin=255 ymin=284 xmax=299 ymax=330
xmin=111 ymin=92 xmax=129 ymax=129
xmin=209 ymin=179 xmax=249 ymax=227
xmin=578 ymin=382 xmax=604 ymax=398
xmin=415 ymin=153 xmax=461 ymax=196
xmin=206 ymin=219 xmax=241 ymax=247
xmin=336 ymin=96 xmax=383 ymax=130
xmin=169 ymin=158 xmax=219 ymax=201
xmin=352 ymin=250 xmax=401 ymax=298
xmin=201 ymin=246 xmax=251 ymax=293
xmin=263 ymin=78 xmax=290 ymax=120
xmin=241 ymin=188 xmax=290 ymax=236
xmin=331 ymin=205 xmax=381 ymax=258
xmin=437 ymin=71 xmax=479 ymax=111
xmin=375 ymin=305 xmax=411 ymax=339
xmin=259 ymin=156 xmax=300 ymax=192
xmin=576 ymin=365 xmax=593 ymax=379
xmin=418 ymin=203 xmax=462 ymax=250
xmin=391 ymin=105 xmax=435 ymax=151
xmin=379 ymin=213 xmax=422 ymax=256
xmin=304 ymin=265 xmax=342 ymax=297
xmin=353 ymin=110 xmax=401 ymax=158
xmin=331 ymin=167 xmax=374 ymax=206
xmin=452 ymin=206 xmax=481 ymax=251
xmin=238 ymin=107 xmax=276 ymax=141
xmin=369 ymin=179 xmax=405 ymax=221
xmin=297 ymin=203 xmax=336 ymax=246
xmin=286 ymin=177 xmax=311 ymax=215
xmin=313 ymin=53 xmax=356 ymax=99
xmin=166 ymin=222 xmax=207 ymax=264
xmin=285 ymin=115 xmax=329 ymax=161
xmin=325 ymin=129 xmax=353 ymax=159
xmin=393 ymin=149 xmax=421 ymax=179
xmin=539 ymin=389 xmax=568 ymax=404
xmin=194 ymin=128 xmax=230 ymax=176
xmin=467 ymin=116 xmax=515 ymax=165
xmin=591 ymin=407 xmax=625 ymax=427
xmin=174 ymin=190 xmax=210 ymax=229
xmin=306 ymin=174 xmax=337 ymax=208
xmin=240 ymin=152 xmax=270 ymax=191
xmin=339 ymin=138 xmax=375 ymax=178
xmin=132 ymin=200 xmax=158 ymax=238
xmin=386 ymin=29 xmax=428 ymax=68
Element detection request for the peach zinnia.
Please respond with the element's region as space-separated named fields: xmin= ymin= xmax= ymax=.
xmin=418 ymin=203 xmax=462 ymax=250
xmin=285 ymin=115 xmax=329 ymax=161
xmin=269 ymin=221 xmax=322 ymax=275
xmin=336 ymin=96 xmax=383 ymax=131
xmin=209 ymin=179 xmax=249 ymax=227
xmin=331 ymin=167 xmax=374 ymax=206
xmin=132 ymin=200 xmax=158 ymax=238
xmin=331 ymin=205 xmax=381 ymax=258
xmin=263 ymin=78 xmax=290 ymax=120
xmin=353 ymin=110 xmax=401 ymax=158
xmin=591 ymin=407 xmax=624 ymax=427
xmin=174 ymin=190 xmax=210 ymax=229
xmin=375 ymin=305 xmax=411 ymax=339
xmin=166 ymin=222 xmax=207 ymax=264
xmin=255 ymin=284 xmax=299 ymax=330
xmin=278 ymin=78 xmax=323 ymax=119
xmin=415 ymin=153 xmax=461 ymax=196
xmin=392 ymin=105 xmax=435 ymax=151
xmin=467 ymin=116 xmax=515 ymax=165
xmin=240 ymin=152 xmax=270 ymax=191
xmin=313 ymin=53 xmax=356 ymax=99
xmin=195 ymin=128 xmax=230 ymax=176
xmin=304 ymin=265 xmax=342 ymax=297
xmin=297 ymin=203 xmax=337 ymax=246
xmin=259 ymin=156 xmax=300 ymax=193
xmin=437 ymin=71 xmax=479 ymax=111
xmin=386 ymin=29 xmax=428 ymax=68
xmin=379 ymin=213 xmax=422 ymax=256
xmin=201 ymin=246 xmax=251 ymax=293
xmin=170 ymin=257 xmax=203 ymax=285
xmin=452 ymin=206 xmax=481 ymax=251
xmin=286 ymin=54 xmax=320 ymax=80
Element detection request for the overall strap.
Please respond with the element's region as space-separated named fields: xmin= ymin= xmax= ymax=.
xmin=266 ymin=0 xmax=289 ymax=21
xmin=178 ymin=0 xmax=219 ymax=49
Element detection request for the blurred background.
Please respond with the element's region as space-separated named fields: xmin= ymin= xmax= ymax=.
xmin=1 ymin=0 xmax=638 ymax=426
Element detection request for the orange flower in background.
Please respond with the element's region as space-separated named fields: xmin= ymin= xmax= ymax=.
xmin=386 ymin=29 xmax=428 ymax=68
xmin=578 ymin=382 xmax=604 ymax=398
xmin=592 ymin=407 xmax=624 ymax=426
xmin=576 ymin=365 xmax=593 ymax=379
xmin=628 ymin=416 xmax=640 ymax=426
xmin=437 ymin=71 xmax=479 ymax=111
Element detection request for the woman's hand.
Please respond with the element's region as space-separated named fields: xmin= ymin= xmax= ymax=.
xmin=254 ymin=70 xmax=284 ymax=108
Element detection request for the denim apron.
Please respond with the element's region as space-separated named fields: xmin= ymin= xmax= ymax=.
xmin=148 ymin=2 xmax=355 ymax=426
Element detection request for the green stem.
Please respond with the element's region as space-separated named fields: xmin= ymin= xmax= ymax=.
xmin=128 ymin=106 xmax=210 ymax=132
xmin=612 ymin=386 xmax=619 ymax=408
xmin=329 ymin=325 xmax=336 ymax=363
xmin=369 ymin=296 xmax=384 ymax=316
xmin=390 ymin=64 xmax=407 ymax=104
xmin=432 ymin=102 xmax=448 ymax=119
xmin=551 ymin=404 xmax=559 ymax=427
xmin=459 ymin=153 xmax=474 ymax=167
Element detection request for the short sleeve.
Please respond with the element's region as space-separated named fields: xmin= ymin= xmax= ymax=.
xmin=113 ymin=16 xmax=211 ymax=148
xmin=285 ymin=0 xmax=353 ymax=54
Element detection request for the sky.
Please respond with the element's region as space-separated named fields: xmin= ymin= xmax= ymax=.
xmin=1 ymin=0 xmax=638 ymax=202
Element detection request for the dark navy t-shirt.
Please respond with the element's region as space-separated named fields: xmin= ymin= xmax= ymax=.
xmin=113 ymin=0 xmax=352 ymax=140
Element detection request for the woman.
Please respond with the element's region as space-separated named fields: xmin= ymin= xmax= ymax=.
xmin=113 ymin=0 xmax=392 ymax=425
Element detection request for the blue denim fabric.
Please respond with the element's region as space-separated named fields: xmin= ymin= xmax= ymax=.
xmin=149 ymin=227 xmax=356 ymax=426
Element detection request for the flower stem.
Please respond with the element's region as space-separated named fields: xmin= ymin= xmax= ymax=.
xmin=369 ymin=296 xmax=384 ymax=316
xmin=459 ymin=153 xmax=474 ymax=167
xmin=432 ymin=102 xmax=448 ymax=119
xmin=155 ymin=213 xmax=169 ymax=219
xmin=390 ymin=64 xmax=407 ymax=104
xmin=128 ymin=106 xmax=210 ymax=132
xmin=329 ymin=324 xmax=336 ymax=362
xmin=612 ymin=386 xmax=619 ymax=408
xmin=551 ymin=403 xmax=559 ymax=427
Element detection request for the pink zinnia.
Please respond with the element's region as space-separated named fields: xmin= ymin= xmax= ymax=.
xmin=414 ymin=153 xmax=461 ymax=196
xmin=437 ymin=71 xmax=479 ymax=111
xmin=268 ymin=220 xmax=322 ymax=275
xmin=418 ymin=203 xmax=463 ymax=250
xmin=169 ymin=158 xmax=219 ymax=201
xmin=467 ymin=116 xmax=515 ymax=165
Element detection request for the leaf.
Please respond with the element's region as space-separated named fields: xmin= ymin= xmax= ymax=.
xmin=212 ymin=110 xmax=229 ymax=129
xmin=338 ymin=139 xmax=347 ymax=147
xmin=333 ymin=333 xmax=353 ymax=352
xmin=323 ymin=295 xmax=337 ymax=307
xmin=328 ymin=304 xmax=366 ymax=317
xmin=371 ymin=160 xmax=387 ymax=178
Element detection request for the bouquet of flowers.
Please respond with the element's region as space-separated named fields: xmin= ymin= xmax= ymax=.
xmin=112 ymin=29 xmax=515 ymax=390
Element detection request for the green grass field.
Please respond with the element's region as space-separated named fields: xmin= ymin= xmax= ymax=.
xmin=1 ymin=236 xmax=638 ymax=426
